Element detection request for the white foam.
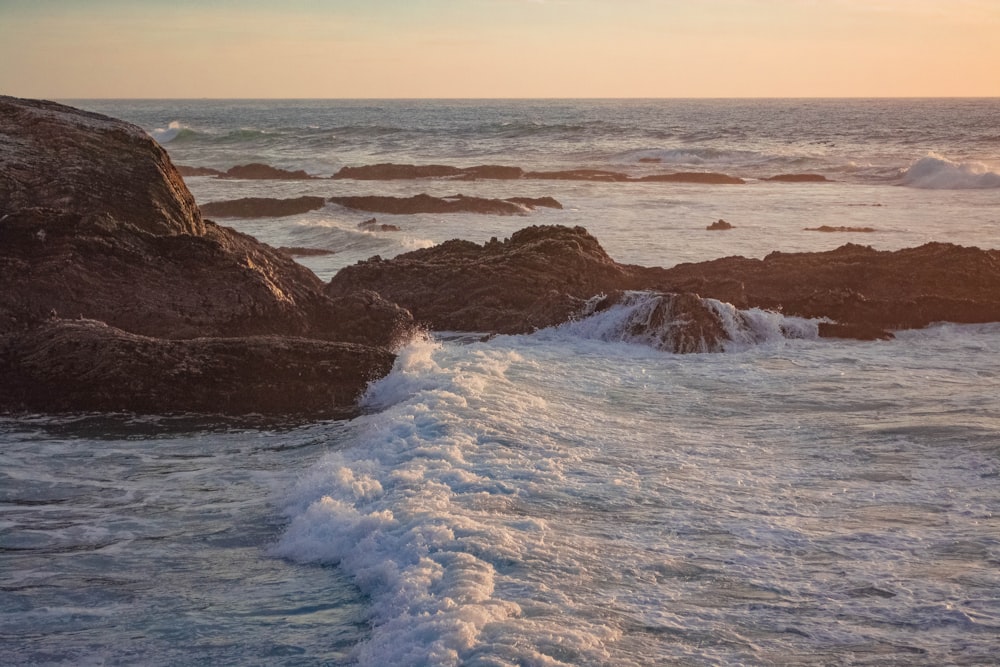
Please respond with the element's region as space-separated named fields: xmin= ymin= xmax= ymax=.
xmin=556 ymin=291 xmax=818 ymax=353
xmin=151 ymin=120 xmax=187 ymax=144
xmin=274 ymin=337 xmax=613 ymax=665
xmin=901 ymin=152 xmax=1000 ymax=189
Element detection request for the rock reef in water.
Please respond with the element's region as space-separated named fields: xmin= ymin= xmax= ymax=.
xmin=175 ymin=163 xmax=318 ymax=179
xmin=329 ymin=193 xmax=561 ymax=216
xmin=0 ymin=96 xmax=412 ymax=418
xmin=330 ymin=225 xmax=1000 ymax=345
xmin=200 ymin=196 xmax=326 ymax=218
xmin=707 ymin=219 xmax=733 ymax=230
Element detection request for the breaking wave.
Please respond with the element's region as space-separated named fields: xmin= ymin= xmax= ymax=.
xmin=558 ymin=291 xmax=819 ymax=353
xmin=901 ymin=153 xmax=1000 ymax=189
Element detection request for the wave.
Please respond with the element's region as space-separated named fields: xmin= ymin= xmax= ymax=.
xmin=150 ymin=120 xmax=196 ymax=144
xmin=558 ymin=291 xmax=818 ymax=353
xmin=900 ymin=153 xmax=1000 ymax=189
xmin=273 ymin=338 xmax=617 ymax=665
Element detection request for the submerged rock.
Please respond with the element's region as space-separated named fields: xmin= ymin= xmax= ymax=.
xmin=221 ymin=163 xmax=317 ymax=180
xmin=766 ymin=173 xmax=830 ymax=182
xmin=707 ymin=219 xmax=733 ymax=230
xmin=804 ymin=225 xmax=876 ymax=233
xmin=637 ymin=172 xmax=745 ymax=185
xmin=0 ymin=96 xmax=411 ymax=418
xmin=200 ymin=196 xmax=326 ymax=218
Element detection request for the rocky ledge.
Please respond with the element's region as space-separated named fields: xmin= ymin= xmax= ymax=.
xmin=329 ymin=225 xmax=1000 ymax=344
xmin=0 ymin=96 xmax=413 ymax=419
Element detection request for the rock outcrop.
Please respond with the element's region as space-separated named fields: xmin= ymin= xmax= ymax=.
xmin=328 ymin=225 xmax=1000 ymax=343
xmin=707 ymin=219 xmax=733 ymax=230
xmin=199 ymin=196 xmax=326 ymax=218
xmin=328 ymin=225 xmax=644 ymax=334
xmin=766 ymin=174 xmax=830 ymax=183
xmin=0 ymin=96 xmax=412 ymax=418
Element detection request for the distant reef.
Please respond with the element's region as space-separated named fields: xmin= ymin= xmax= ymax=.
xmin=4 ymin=97 xmax=1000 ymax=417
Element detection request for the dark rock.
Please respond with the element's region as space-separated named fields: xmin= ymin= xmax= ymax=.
xmin=638 ymin=157 xmax=663 ymax=163
xmin=278 ymin=247 xmax=336 ymax=257
xmin=200 ymin=196 xmax=326 ymax=218
xmin=330 ymin=194 xmax=531 ymax=216
xmin=176 ymin=165 xmax=225 ymax=177
xmin=766 ymin=174 xmax=830 ymax=182
xmin=818 ymin=321 xmax=894 ymax=341
xmin=328 ymin=225 xmax=643 ymax=334
xmin=707 ymin=219 xmax=733 ymax=231
xmin=0 ymin=319 xmax=394 ymax=418
xmin=0 ymin=96 xmax=411 ymax=417
xmin=358 ymin=218 xmax=402 ymax=232
xmin=637 ymin=172 xmax=745 ymax=185
xmin=1 ymin=96 xmax=205 ymax=237
xmin=222 ymin=163 xmax=317 ymax=180
xmin=333 ymin=163 xmax=463 ymax=180
xmin=805 ymin=225 xmax=876 ymax=233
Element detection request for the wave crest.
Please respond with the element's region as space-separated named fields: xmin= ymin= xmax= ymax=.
xmin=901 ymin=153 xmax=1000 ymax=189
xmin=563 ymin=291 xmax=818 ymax=353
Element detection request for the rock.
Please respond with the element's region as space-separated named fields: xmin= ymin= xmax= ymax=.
xmin=804 ymin=225 xmax=876 ymax=233
xmin=707 ymin=219 xmax=733 ymax=230
xmin=0 ymin=319 xmax=394 ymax=418
xmin=222 ymin=163 xmax=317 ymax=180
xmin=458 ymin=165 xmax=525 ymax=180
xmin=505 ymin=196 xmax=563 ymax=210
xmin=0 ymin=96 xmax=204 ymax=237
xmin=766 ymin=174 xmax=830 ymax=182
xmin=328 ymin=225 xmax=644 ymax=334
xmin=649 ymin=242 xmax=1000 ymax=334
xmin=358 ymin=218 xmax=402 ymax=232
xmin=200 ymin=196 xmax=326 ymax=218
xmin=332 ymin=163 xmax=464 ymax=180
xmin=638 ymin=172 xmax=746 ymax=185
xmin=330 ymin=194 xmax=539 ymax=216
xmin=278 ymin=247 xmax=336 ymax=257
xmin=638 ymin=157 xmax=663 ymax=163
xmin=0 ymin=96 xmax=411 ymax=418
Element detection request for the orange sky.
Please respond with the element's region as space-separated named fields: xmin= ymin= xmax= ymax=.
xmin=1 ymin=0 xmax=998 ymax=98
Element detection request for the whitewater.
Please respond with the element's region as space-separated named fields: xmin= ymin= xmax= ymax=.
xmin=2 ymin=99 xmax=999 ymax=666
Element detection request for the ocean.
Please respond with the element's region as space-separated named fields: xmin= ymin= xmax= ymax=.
xmin=2 ymin=99 xmax=999 ymax=666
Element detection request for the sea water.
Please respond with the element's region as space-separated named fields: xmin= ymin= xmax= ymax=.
xmin=2 ymin=99 xmax=999 ymax=666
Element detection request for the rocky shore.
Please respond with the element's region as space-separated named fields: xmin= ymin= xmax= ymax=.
xmin=4 ymin=96 xmax=999 ymax=417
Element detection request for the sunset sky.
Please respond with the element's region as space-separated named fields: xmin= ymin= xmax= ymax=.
xmin=2 ymin=0 xmax=998 ymax=99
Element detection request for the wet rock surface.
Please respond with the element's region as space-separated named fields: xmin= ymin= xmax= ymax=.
xmin=200 ymin=196 xmax=327 ymax=218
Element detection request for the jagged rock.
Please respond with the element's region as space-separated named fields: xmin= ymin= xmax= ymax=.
xmin=222 ymin=163 xmax=316 ymax=180
xmin=200 ymin=196 xmax=326 ymax=218
xmin=707 ymin=219 xmax=733 ymax=230
xmin=328 ymin=225 xmax=643 ymax=334
xmin=0 ymin=96 xmax=411 ymax=417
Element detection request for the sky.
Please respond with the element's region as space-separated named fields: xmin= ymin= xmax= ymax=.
xmin=1 ymin=0 xmax=998 ymax=99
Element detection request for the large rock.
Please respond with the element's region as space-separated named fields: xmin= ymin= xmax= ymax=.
xmin=328 ymin=225 xmax=645 ymax=333
xmin=199 ymin=196 xmax=326 ymax=218
xmin=0 ymin=96 xmax=204 ymax=237
xmin=0 ymin=319 xmax=395 ymax=417
xmin=328 ymin=225 xmax=1000 ymax=343
xmin=0 ymin=97 xmax=412 ymax=418
xmin=329 ymin=193 xmax=560 ymax=216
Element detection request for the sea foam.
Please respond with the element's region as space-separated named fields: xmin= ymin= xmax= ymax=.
xmin=901 ymin=153 xmax=1000 ymax=189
